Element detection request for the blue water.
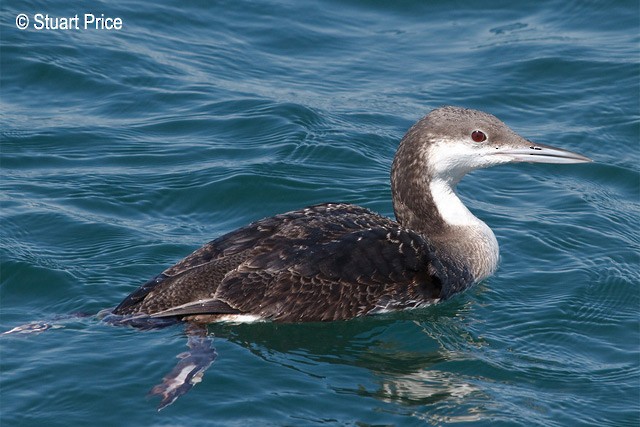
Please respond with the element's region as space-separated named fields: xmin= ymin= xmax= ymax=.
xmin=2 ymin=0 xmax=639 ymax=425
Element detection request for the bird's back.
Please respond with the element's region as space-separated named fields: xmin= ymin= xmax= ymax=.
xmin=113 ymin=203 xmax=469 ymax=322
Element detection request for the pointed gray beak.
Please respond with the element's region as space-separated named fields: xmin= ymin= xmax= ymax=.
xmin=495 ymin=142 xmax=592 ymax=164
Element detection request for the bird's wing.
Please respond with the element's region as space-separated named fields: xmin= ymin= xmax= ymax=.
xmin=114 ymin=203 xmax=470 ymax=320
xmin=149 ymin=298 xmax=241 ymax=318
xmin=184 ymin=226 xmax=447 ymax=322
xmin=113 ymin=203 xmax=381 ymax=315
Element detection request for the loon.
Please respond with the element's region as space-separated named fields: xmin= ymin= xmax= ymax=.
xmin=113 ymin=106 xmax=590 ymax=323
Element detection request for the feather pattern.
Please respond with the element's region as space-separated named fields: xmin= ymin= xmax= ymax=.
xmin=113 ymin=203 xmax=471 ymax=322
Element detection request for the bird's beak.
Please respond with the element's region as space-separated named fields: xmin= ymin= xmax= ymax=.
xmin=495 ymin=142 xmax=592 ymax=164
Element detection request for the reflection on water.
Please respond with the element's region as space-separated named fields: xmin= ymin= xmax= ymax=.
xmin=204 ymin=300 xmax=489 ymax=421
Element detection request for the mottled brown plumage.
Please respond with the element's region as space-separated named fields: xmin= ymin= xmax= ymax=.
xmin=113 ymin=203 xmax=468 ymax=321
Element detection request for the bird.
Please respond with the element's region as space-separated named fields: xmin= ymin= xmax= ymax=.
xmin=112 ymin=106 xmax=591 ymax=323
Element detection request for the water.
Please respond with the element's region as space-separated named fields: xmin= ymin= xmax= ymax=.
xmin=1 ymin=0 xmax=638 ymax=425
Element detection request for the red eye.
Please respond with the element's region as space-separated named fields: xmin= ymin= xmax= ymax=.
xmin=471 ymin=130 xmax=487 ymax=142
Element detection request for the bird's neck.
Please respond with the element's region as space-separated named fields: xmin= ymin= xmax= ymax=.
xmin=391 ymin=144 xmax=499 ymax=282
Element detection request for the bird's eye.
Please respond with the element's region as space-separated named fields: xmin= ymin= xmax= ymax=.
xmin=471 ymin=130 xmax=487 ymax=142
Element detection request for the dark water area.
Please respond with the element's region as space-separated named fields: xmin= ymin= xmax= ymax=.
xmin=2 ymin=0 xmax=639 ymax=425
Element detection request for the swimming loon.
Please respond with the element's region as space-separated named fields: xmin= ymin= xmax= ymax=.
xmin=112 ymin=106 xmax=590 ymax=323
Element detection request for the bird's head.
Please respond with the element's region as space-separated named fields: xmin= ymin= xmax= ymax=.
xmin=400 ymin=106 xmax=591 ymax=187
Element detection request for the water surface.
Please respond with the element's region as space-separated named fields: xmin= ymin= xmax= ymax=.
xmin=2 ymin=0 xmax=639 ymax=425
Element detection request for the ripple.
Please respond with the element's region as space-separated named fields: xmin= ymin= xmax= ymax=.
xmin=2 ymin=0 xmax=639 ymax=425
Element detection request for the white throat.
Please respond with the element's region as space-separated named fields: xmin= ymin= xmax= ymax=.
xmin=429 ymin=179 xmax=482 ymax=227
xmin=428 ymin=178 xmax=500 ymax=281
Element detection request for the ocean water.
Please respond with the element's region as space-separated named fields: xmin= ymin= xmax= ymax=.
xmin=1 ymin=0 xmax=639 ymax=425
